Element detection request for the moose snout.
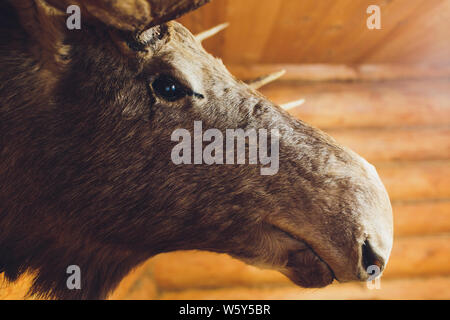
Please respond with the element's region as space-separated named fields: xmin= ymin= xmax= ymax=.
xmin=358 ymin=159 xmax=393 ymax=278
xmin=338 ymin=158 xmax=394 ymax=283
xmin=257 ymin=109 xmax=394 ymax=287
xmin=316 ymin=207 xmax=393 ymax=285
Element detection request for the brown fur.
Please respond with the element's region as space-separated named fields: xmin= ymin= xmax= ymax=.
xmin=0 ymin=0 xmax=393 ymax=299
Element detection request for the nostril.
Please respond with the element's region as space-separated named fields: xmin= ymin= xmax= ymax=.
xmin=361 ymin=240 xmax=385 ymax=274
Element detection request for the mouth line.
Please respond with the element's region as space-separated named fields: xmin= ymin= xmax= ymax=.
xmin=270 ymin=224 xmax=338 ymax=283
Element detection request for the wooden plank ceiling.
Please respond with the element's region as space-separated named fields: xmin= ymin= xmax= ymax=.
xmin=178 ymin=0 xmax=450 ymax=66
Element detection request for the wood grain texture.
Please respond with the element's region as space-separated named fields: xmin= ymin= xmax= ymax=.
xmin=261 ymin=80 xmax=450 ymax=129
xmin=327 ymin=127 xmax=450 ymax=162
xmin=229 ymin=64 xmax=450 ymax=82
xmin=385 ymin=235 xmax=450 ymax=279
xmin=159 ymin=276 xmax=450 ymax=300
xmin=378 ymin=161 xmax=450 ymax=201
xmin=393 ymin=201 xmax=450 ymax=237
xmin=179 ymin=0 xmax=450 ymax=67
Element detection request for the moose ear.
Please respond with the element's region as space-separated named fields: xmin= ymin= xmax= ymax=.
xmin=12 ymin=0 xmax=212 ymax=69
xmin=12 ymin=0 xmax=69 ymax=71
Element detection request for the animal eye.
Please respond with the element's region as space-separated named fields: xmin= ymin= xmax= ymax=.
xmin=152 ymin=75 xmax=188 ymax=102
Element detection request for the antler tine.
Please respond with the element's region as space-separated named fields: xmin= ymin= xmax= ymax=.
xmin=248 ymin=69 xmax=286 ymax=90
xmin=280 ymin=99 xmax=306 ymax=110
xmin=195 ymin=22 xmax=230 ymax=42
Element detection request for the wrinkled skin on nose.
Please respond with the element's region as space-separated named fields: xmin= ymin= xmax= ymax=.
xmin=135 ymin=22 xmax=394 ymax=286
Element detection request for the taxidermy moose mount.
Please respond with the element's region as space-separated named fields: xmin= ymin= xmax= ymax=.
xmin=0 ymin=0 xmax=393 ymax=299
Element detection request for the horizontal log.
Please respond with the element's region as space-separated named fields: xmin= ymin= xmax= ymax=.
xmin=149 ymin=235 xmax=450 ymax=290
xmin=385 ymin=235 xmax=450 ymax=279
xmin=160 ymin=276 xmax=450 ymax=300
xmin=327 ymin=127 xmax=450 ymax=162
xmin=229 ymin=64 xmax=450 ymax=82
xmin=259 ymin=80 xmax=450 ymax=129
xmin=393 ymin=201 xmax=450 ymax=237
xmin=149 ymin=251 xmax=288 ymax=290
xmin=377 ymin=161 xmax=450 ymax=201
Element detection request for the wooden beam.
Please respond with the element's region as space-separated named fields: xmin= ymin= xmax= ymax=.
xmin=229 ymin=64 xmax=450 ymax=82
xmin=149 ymin=251 xmax=288 ymax=290
xmin=260 ymin=80 xmax=450 ymax=129
xmin=327 ymin=127 xmax=450 ymax=162
xmin=385 ymin=235 xmax=450 ymax=279
xmin=159 ymin=276 xmax=450 ymax=300
xmin=377 ymin=161 xmax=450 ymax=201
xmin=393 ymin=201 xmax=450 ymax=237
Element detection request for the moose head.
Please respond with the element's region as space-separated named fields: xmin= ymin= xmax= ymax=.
xmin=0 ymin=0 xmax=393 ymax=299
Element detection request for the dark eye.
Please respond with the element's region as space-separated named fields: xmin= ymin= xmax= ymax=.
xmin=152 ymin=75 xmax=188 ymax=102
